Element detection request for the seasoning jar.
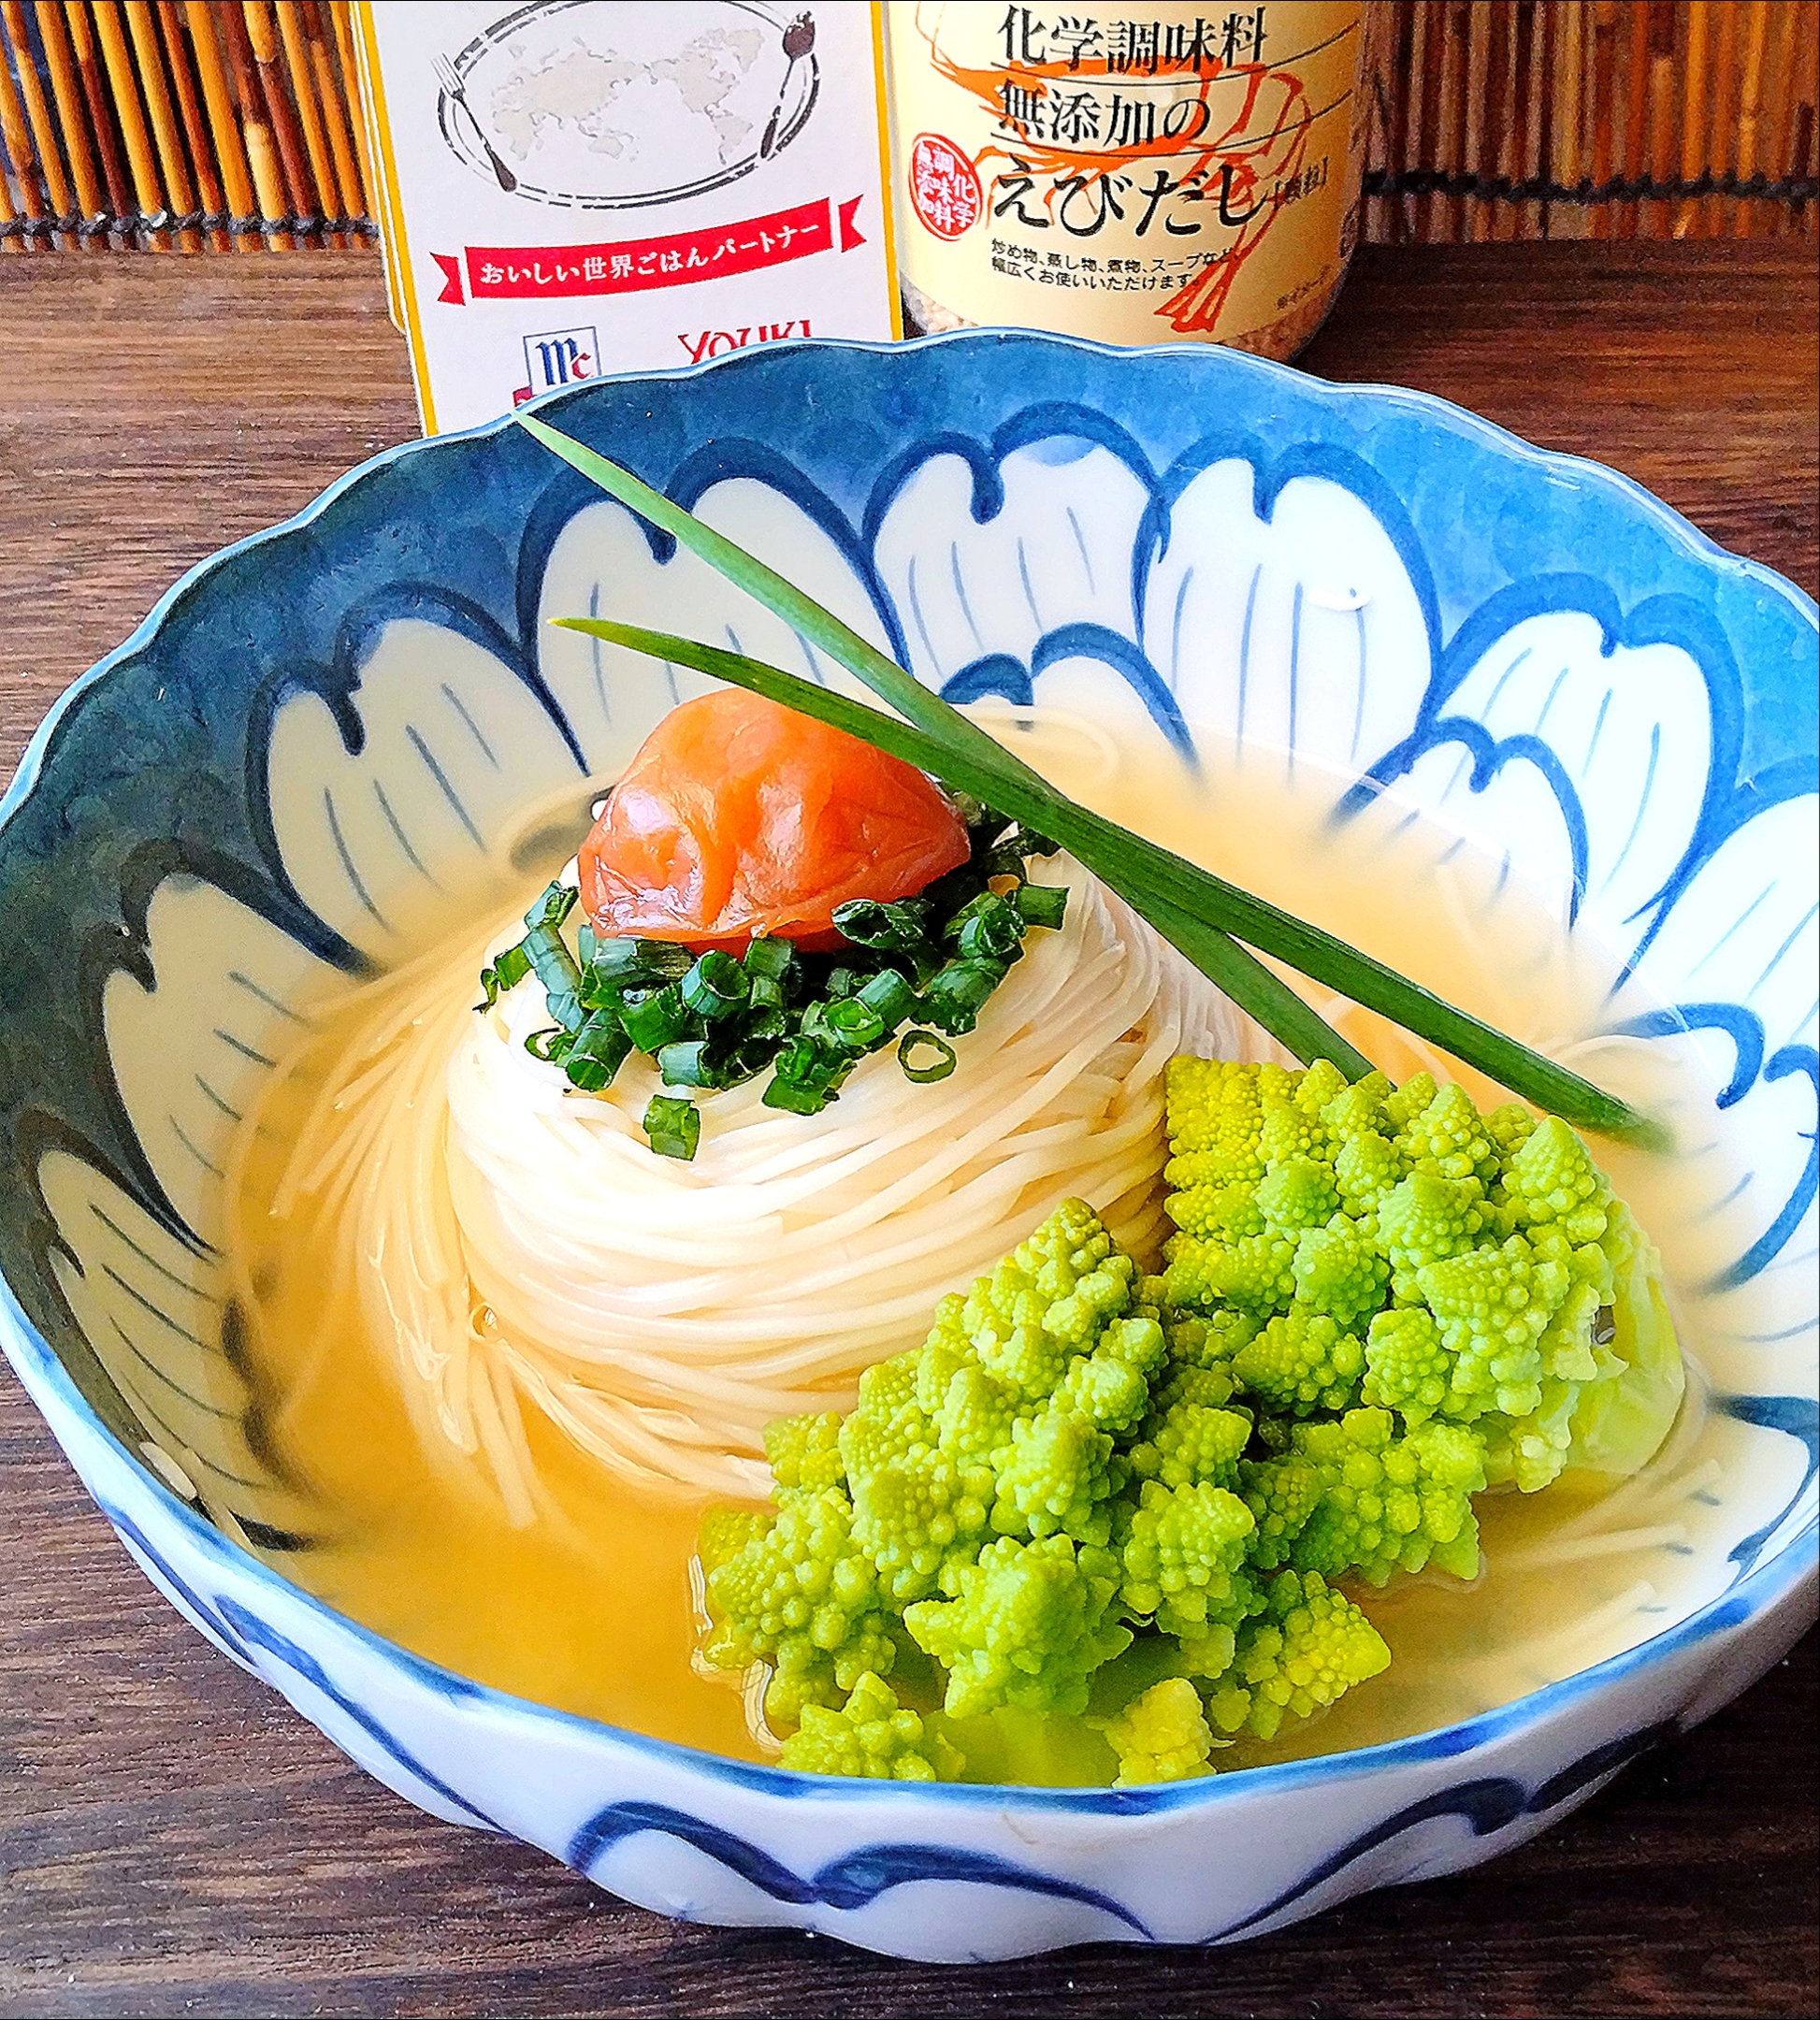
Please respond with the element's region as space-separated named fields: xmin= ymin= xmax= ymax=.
xmin=886 ymin=2 xmax=1380 ymax=358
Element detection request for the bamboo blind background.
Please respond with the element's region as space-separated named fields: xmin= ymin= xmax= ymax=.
xmin=1 ymin=2 xmax=1815 ymax=253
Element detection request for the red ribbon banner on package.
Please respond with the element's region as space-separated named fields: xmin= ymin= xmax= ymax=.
xmin=433 ymin=197 xmax=868 ymax=307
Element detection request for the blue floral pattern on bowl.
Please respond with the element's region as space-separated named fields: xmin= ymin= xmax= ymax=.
xmin=0 ymin=331 xmax=1813 ymax=1961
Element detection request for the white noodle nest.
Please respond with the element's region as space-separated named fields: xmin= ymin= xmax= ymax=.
xmin=377 ymin=855 xmax=1250 ymax=1505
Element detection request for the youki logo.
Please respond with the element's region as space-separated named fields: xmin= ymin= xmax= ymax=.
xmin=512 ymin=325 xmax=599 ymax=407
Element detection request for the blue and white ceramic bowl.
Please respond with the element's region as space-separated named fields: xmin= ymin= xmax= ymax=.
xmin=0 ymin=333 xmax=1813 ymax=1962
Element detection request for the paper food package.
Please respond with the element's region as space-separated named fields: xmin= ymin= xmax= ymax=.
xmin=354 ymin=1 xmax=901 ymax=434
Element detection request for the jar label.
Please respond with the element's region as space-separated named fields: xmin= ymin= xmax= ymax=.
xmin=888 ymin=1 xmax=1366 ymax=345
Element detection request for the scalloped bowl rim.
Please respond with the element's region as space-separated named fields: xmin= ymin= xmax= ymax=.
xmin=1 ymin=328 xmax=1814 ymax=1821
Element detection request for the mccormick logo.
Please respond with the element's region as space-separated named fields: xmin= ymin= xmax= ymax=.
xmin=513 ymin=325 xmax=599 ymax=407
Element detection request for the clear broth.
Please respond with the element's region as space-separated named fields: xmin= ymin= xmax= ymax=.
xmin=231 ymin=717 xmax=1722 ymax=1774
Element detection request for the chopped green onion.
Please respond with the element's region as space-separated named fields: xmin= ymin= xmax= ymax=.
xmin=825 ymin=997 xmax=888 ymax=1050
xmin=731 ymin=1029 xmax=787 ymax=1080
xmin=855 ymin=968 xmax=917 ymax=1029
xmin=657 ymin=1038 xmax=725 ymax=1089
xmin=761 ymin=1077 xmax=831 ymax=1117
xmin=772 ymin=1032 xmax=848 ymax=1089
xmin=950 ymin=891 xmax=1026 ymax=963
xmin=796 ymin=1001 xmax=845 ymax=1048
xmin=578 ymin=968 xmax=628 ymax=1013
xmin=522 ymin=921 xmax=585 ymax=1032
xmin=743 ymin=935 xmax=795 ymax=983
xmin=478 ymin=751 xmax=1086 ymax=1155
xmin=476 ymin=942 xmax=531 ymax=1009
xmin=643 ymin=1093 xmax=701 ymax=1161
xmin=681 ymin=948 xmax=749 ymax=1019
xmin=585 ymin=936 xmax=693 ymax=985
xmin=920 ymin=960 xmax=1006 ymax=1036
xmin=564 ymin=1015 xmax=633 ymax=1092
xmin=898 ymin=1030 xmax=958 ymax=1084
xmin=620 ymin=984 xmax=692 ymax=1052
xmin=831 ymin=897 xmax=929 ymax=950
xmin=1016 ymin=882 xmax=1069 ymax=930
xmin=637 ymin=940 xmax=694 ymax=978
xmin=525 ymin=881 xmax=578 ymax=931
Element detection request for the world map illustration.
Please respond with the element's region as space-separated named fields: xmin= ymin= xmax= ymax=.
xmin=441 ymin=2 xmax=813 ymax=207
xmin=489 ymin=23 xmax=763 ymax=167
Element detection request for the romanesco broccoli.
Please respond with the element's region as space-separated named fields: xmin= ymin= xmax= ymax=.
xmin=779 ymin=1671 xmax=964 ymax=1781
xmin=1287 ymin=1407 xmax=1487 ymax=1584
xmin=702 ymin=1485 xmax=902 ymax=1721
xmin=693 ymin=1082 xmax=1680 ymax=1789
xmin=904 ymin=1533 xmax=1133 ymax=1717
xmin=1099 ymin=1677 xmax=1219 ymax=1785
xmin=1116 ymin=1478 xmax=1259 ymax=1636
xmin=1231 ymin=1306 xmax=1367 ymax=1416
xmin=1206 ymin=1570 xmax=1393 ymax=1740
xmin=1127 ymin=1401 xmax=1252 ymax=1489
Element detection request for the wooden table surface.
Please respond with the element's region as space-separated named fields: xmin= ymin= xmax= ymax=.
xmin=1 ymin=242 xmax=1814 ymax=2020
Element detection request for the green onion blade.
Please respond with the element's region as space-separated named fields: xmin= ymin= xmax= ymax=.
xmin=547 ymin=613 xmax=1662 ymax=1150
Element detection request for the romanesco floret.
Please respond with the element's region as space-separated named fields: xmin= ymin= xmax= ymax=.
xmin=1237 ymin=1452 xmax=1324 ymax=1568
xmin=1164 ymin=1057 xmax=1269 ymax=1175
xmin=1259 ymin=1058 xmax=1349 ymax=1167
xmin=703 ymin=1486 xmax=901 ymax=1720
xmin=1293 ymin=1212 xmax=1391 ymax=1326
xmin=840 ymin=1348 xmax=1000 ymax=1605
xmin=1231 ymin=1306 xmax=1366 ymax=1416
xmin=1334 ymin=1129 xmax=1406 ymax=1217
xmin=1500 ymin=1115 xmax=1612 ymax=1243
xmin=1375 ymin=1172 xmax=1489 ymax=1290
xmin=849 ymin=1437 xmax=997 ymax=1606
xmin=1163 ymin=1229 xmax=1298 ymax=1315
xmin=1382 ymin=1071 xmax=1437 ymax=1130
xmin=905 ymin=1534 xmax=1133 ymax=1717
xmin=779 ymin=1671 xmax=964 ymax=1782
xmin=1257 ymin=1156 xmax=1341 ymax=1233
xmin=1485 ymin=1101 xmax=1538 ymax=1162
xmin=1416 ymin=1234 xmax=1571 ymax=1421
xmin=1128 ymin=1401 xmax=1252 ymax=1489
xmin=1206 ymin=1570 xmax=1392 ymax=1740
xmin=1165 ymin=1176 xmax=1267 ymax=1240
xmin=1287 ymin=1407 xmax=1487 ymax=1584
xmin=1099 ymin=1677 xmax=1218 ymax=1785
xmin=1117 ymin=1479 xmax=1258 ymax=1635
xmin=1394 ymin=1080 xmax=1501 ymax=1185
xmin=992 ymin=1403 xmax=1122 ymax=1546
xmin=1149 ymin=1361 xmax=1240 ymax=1416
xmin=1153 ymin=1302 xmax=1258 ymax=1373
xmin=1322 ymin=1071 xmax=1394 ymax=1141
xmin=765 ymin=1411 xmax=846 ymax=1497
xmin=1478 ymin=1375 xmax=1585 ymax=1493
xmin=1362 ymin=1306 xmax=1453 ymax=1421
xmin=961 ymin=1197 xmax=1138 ymax=1396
